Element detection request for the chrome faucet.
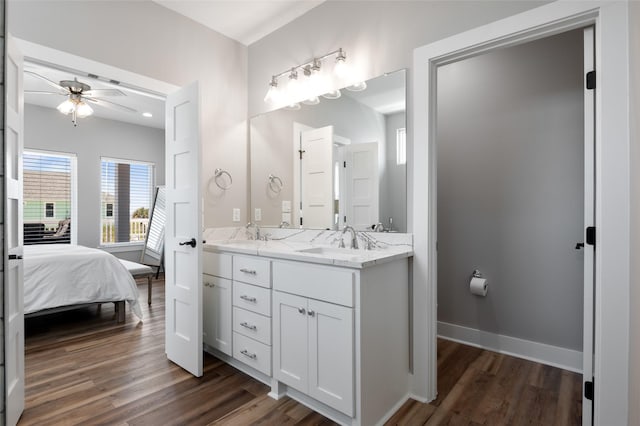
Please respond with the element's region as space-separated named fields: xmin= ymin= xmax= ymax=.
xmin=245 ymin=222 xmax=261 ymax=240
xmin=339 ymin=225 xmax=359 ymax=249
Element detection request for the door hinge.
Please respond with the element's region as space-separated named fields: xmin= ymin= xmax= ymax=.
xmin=584 ymin=379 xmax=594 ymax=401
xmin=586 ymin=71 xmax=596 ymax=90
xmin=300 ymin=217 xmax=303 ymax=226
xmin=343 ymin=161 xmax=346 ymax=168
xmin=586 ymin=226 xmax=596 ymax=247
xmin=344 ymin=215 xmax=347 ymax=222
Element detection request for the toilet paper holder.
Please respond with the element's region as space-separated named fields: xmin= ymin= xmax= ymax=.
xmin=472 ymin=269 xmax=483 ymax=278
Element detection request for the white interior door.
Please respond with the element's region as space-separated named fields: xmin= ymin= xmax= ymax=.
xmin=345 ymin=142 xmax=379 ymax=230
xmin=5 ymin=35 xmax=25 ymax=426
xmin=300 ymin=126 xmax=334 ymax=229
xmin=582 ymin=25 xmax=595 ymax=426
xmin=165 ymin=81 xmax=202 ymax=377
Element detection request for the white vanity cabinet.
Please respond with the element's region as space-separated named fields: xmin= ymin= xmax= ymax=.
xmin=231 ymin=255 xmax=272 ymax=376
xmin=204 ymin=245 xmax=411 ymax=426
xmin=273 ymin=290 xmax=354 ymax=416
xmin=202 ymin=252 xmax=233 ymax=356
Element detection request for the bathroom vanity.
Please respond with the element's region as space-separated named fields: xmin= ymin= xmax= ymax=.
xmin=202 ymin=232 xmax=413 ymax=426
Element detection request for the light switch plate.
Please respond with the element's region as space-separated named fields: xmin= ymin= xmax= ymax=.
xmin=232 ymin=208 xmax=240 ymax=222
xmin=282 ymin=200 xmax=291 ymax=213
xmin=254 ymin=208 xmax=262 ymax=221
xmin=282 ymin=212 xmax=291 ymax=223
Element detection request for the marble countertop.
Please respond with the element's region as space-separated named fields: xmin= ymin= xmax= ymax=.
xmin=202 ymin=227 xmax=413 ymax=269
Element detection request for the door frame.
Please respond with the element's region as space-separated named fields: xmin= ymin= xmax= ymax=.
xmin=412 ymin=2 xmax=630 ymax=424
xmin=5 ymin=38 xmax=181 ymax=415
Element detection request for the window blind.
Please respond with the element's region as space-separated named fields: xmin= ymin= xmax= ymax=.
xmin=23 ymin=151 xmax=73 ymax=245
xmin=101 ymin=158 xmax=154 ymax=244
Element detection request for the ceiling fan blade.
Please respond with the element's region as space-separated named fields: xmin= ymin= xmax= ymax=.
xmin=24 ymin=90 xmax=66 ymax=96
xmin=83 ymin=89 xmax=126 ymax=97
xmin=86 ymin=97 xmax=137 ymax=113
xmin=24 ymin=70 xmax=69 ymax=93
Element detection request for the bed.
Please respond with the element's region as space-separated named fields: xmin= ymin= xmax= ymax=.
xmin=24 ymin=244 xmax=143 ymax=322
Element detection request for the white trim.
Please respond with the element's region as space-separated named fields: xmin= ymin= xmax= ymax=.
xmin=413 ymin=2 xmax=630 ymax=423
xmin=15 ymin=38 xmax=179 ymax=97
xmin=99 ymin=242 xmax=144 ymax=253
xmin=437 ymin=321 xmax=583 ymax=373
xmin=101 ymin=156 xmax=156 ymax=167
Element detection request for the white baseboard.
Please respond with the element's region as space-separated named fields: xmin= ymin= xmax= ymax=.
xmin=437 ymin=321 xmax=582 ymax=373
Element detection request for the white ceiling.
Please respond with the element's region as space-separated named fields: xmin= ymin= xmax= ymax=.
xmin=24 ymin=62 xmax=165 ymax=129
xmin=152 ymin=0 xmax=325 ymax=46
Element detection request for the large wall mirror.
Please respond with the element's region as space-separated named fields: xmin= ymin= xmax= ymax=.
xmin=250 ymin=69 xmax=407 ymax=232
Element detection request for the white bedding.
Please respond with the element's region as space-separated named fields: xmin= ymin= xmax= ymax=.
xmin=24 ymin=244 xmax=143 ymax=319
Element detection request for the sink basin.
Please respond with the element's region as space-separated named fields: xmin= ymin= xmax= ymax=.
xmin=296 ymin=246 xmax=364 ymax=259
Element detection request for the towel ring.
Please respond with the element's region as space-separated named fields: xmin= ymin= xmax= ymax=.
xmin=214 ymin=168 xmax=232 ymax=190
xmin=268 ymin=174 xmax=283 ymax=193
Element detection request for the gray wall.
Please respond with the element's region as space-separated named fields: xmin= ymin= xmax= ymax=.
xmin=436 ymin=30 xmax=584 ymax=350
xmin=9 ymin=0 xmax=248 ymax=228
xmin=382 ymin=112 xmax=406 ymax=232
xmin=25 ymin=104 xmax=165 ymax=259
xmin=629 ymin=0 xmax=640 ymax=422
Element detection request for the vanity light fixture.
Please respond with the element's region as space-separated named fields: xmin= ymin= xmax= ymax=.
xmin=263 ymin=47 xmax=357 ymax=107
xmin=142 ymin=112 xmax=153 ymax=118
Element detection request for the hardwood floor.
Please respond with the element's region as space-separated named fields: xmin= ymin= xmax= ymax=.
xmin=22 ymin=277 xmax=581 ymax=425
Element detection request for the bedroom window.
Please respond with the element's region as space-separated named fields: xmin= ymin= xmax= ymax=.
xmin=101 ymin=158 xmax=154 ymax=245
xmin=23 ymin=150 xmax=76 ymax=245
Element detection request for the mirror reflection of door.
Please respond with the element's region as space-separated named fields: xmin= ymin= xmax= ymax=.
xmin=300 ymin=126 xmax=335 ymax=229
xmin=343 ymin=142 xmax=379 ymax=231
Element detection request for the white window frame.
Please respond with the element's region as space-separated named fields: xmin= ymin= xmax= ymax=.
xmin=24 ymin=148 xmax=78 ymax=244
xmin=99 ymin=156 xmax=155 ymax=248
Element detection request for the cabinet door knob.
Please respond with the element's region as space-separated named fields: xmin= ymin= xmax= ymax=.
xmin=308 ymin=310 xmax=315 ymax=317
xmin=298 ymin=307 xmax=306 ymax=315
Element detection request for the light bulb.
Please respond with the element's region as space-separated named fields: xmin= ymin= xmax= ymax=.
xmin=302 ymin=96 xmax=320 ymax=106
xmin=75 ymin=101 xmax=93 ymax=118
xmin=263 ymin=78 xmax=280 ymax=104
xmin=334 ymin=49 xmax=350 ymax=79
xmin=57 ymin=99 xmax=76 ymax=115
xmin=287 ymin=71 xmax=300 ymax=101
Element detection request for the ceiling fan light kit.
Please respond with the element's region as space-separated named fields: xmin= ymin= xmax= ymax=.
xmin=25 ymin=70 xmax=136 ymax=127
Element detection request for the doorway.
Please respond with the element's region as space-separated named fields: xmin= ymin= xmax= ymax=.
xmin=434 ymin=28 xmax=589 ymax=422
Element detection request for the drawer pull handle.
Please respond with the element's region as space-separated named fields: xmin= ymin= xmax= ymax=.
xmin=240 ymin=322 xmax=257 ymax=331
xmin=240 ymin=295 xmax=257 ymax=303
xmin=298 ymin=307 xmax=306 ymax=315
xmin=308 ymin=310 xmax=316 ymax=317
xmin=240 ymin=349 xmax=257 ymax=360
xmin=239 ymin=268 xmax=257 ymax=275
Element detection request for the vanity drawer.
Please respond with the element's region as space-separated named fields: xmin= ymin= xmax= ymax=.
xmin=203 ymin=252 xmax=232 ymax=279
xmin=233 ymin=332 xmax=271 ymax=376
xmin=273 ymin=260 xmax=355 ymax=307
xmin=233 ymin=281 xmax=271 ymax=316
xmin=233 ymin=255 xmax=271 ymax=288
xmin=233 ymin=307 xmax=271 ymax=345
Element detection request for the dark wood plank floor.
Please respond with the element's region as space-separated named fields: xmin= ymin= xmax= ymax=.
xmin=22 ymin=276 xmax=581 ymax=425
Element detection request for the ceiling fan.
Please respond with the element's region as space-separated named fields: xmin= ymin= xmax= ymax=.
xmin=24 ymin=70 xmax=137 ymax=126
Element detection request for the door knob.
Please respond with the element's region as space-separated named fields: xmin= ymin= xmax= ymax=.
xmin=179 ymin=238 xmax=197 ymax=248
xmin=575 ymin=242 xmax=585 ymax=250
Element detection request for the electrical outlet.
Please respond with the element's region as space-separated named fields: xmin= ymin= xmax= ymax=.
xmin=254 ymin=208 xmax=262 ymax=221
xmin=232 ymin=208 xmax=240 ymax=222
xmin=282 ymin=200 xmax=291 ymax=213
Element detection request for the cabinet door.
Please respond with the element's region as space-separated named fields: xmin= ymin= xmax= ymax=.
xmin=308 ymin=299 xmax=354 ymax=416
xmin=203 ymin=275 xmax=232 ymax=356
xmin=273 ymin=291 xmax=308 ymax=392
